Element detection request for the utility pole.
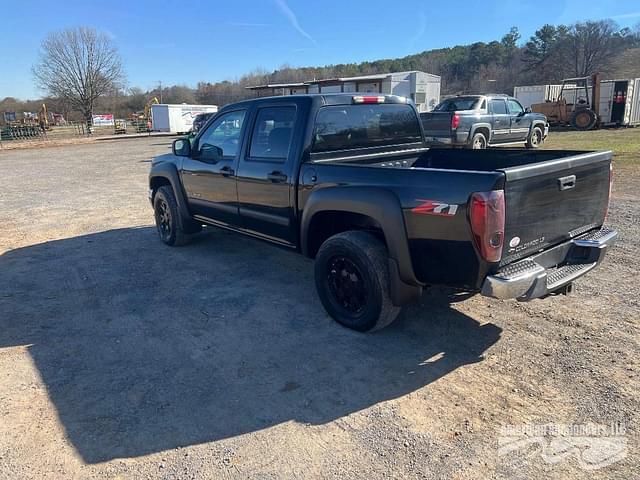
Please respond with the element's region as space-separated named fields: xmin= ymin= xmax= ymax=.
xmin=158 ymin=80 xmax=163 ymax=103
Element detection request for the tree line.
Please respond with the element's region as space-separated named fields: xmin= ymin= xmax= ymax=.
xmin=1 ymin=20 xmax=639 ymax=123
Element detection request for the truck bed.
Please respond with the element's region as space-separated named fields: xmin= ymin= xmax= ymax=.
xmin=307 ymin=147 xmax=612 ymax=284
xmin=316 ymin=147 xmax=594 ymax=171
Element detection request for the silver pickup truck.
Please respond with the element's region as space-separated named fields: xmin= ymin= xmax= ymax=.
xmin=420 ymin=94 xmax=549 ymax=149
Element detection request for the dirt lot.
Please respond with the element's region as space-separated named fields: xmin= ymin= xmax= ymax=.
xmin=0 ymin=131 xmax=638 ymax=479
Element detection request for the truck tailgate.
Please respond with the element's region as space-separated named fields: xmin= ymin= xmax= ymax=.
xmin=500 ymin=151 xmax=611 ymax=265
xmin=420 ymin=112 xmax=453 ymax=137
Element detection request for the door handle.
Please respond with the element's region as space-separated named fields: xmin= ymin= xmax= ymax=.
xmin=220 ymin=165 xmax=235 ymax=177
xmin=267 ymin=171 xmax=287 ymax=183
xmin=558 ymin=175 xmax=576 ymax=190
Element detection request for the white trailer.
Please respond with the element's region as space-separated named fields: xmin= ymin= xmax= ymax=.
xmin=151 ymin=104 xmax=218 ymax=133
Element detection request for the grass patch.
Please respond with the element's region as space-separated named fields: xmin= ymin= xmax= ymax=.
xmin=541 ymin=128 xmax=640 ymax=165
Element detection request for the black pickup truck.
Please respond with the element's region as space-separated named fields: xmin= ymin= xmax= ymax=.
xmin=149 ymin=93 xmax=617 ymax=332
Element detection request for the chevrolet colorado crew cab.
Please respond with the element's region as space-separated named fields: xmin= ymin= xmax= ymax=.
xmin=149 ymin=93 xmax=617 ymax=332
xmin=421 ymin=94 xmax=549 ymax=149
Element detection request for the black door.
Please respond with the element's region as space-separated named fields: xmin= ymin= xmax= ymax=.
xmin=181 ymin=109 xmax=247 ymax=225
xmin=236 ymin=105 xmax=298 ymax=245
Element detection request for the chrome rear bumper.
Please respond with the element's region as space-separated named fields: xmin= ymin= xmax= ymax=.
xmin=481 ymin=227 xmax=618 ymax=301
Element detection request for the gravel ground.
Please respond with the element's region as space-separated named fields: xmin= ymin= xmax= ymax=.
xmin=0 ymin=137 xmax=637 ymax=479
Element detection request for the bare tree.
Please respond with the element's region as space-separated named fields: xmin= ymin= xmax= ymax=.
xmin=566 ymin=20 xmax=619 ymax=77
xmin=32 ymin=27 xmax=125 ymax=126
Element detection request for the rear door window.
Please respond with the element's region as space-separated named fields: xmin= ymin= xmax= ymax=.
xmin=249 ymin=107 xmax=296 ymax=161
xmin=489 ymin=99 xmax=508 ymax=115
xmin=312 ymin=104 xmax=422 ymax=152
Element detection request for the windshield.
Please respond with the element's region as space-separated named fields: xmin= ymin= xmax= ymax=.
xmin=312 ymin=104 xmax=422 ymax=152
xmin=434 ymin=97 xmax=481 ymax=112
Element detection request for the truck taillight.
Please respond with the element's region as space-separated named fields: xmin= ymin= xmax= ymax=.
xmin=469 ymin=190 xmax=505 ymax=263
xmin=451 ymin=113 xmax=460 ymax=129
xmin=352 ymin=95 xmax=385 ymax=104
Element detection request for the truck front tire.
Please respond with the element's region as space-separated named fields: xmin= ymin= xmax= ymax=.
xmin=153 ymin=185 xmax=198 ymax=246
xmin=526 ymin=126 xmax=544 ymax=149
xmin=314 ymin=231 xmax=400 ymax=332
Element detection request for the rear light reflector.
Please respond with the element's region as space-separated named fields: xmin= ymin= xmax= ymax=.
xmin=352 ymin=95 xmax=385 ymax=104
xmin=451 ymin=113 xmax=460 ymax=129
xmin=469 ymin=190 xmax=505 ymax=263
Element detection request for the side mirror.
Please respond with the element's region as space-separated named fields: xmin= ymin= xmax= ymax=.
xmin=199 ymin=143 xmax=224 ymax=161
xmin=172 ymin=138 xmax=191 ymax=157
xmin=524 ymin=107 xmax=532 ymax=114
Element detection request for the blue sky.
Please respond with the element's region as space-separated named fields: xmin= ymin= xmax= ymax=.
xmin=1 ymin=0 xmax=639 ymax=100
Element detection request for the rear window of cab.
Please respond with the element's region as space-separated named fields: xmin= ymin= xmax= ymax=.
xmin=312 ymin=104 xmax=422 ymax=152
xmin=433 ymin=97 xmax=482 ymax=112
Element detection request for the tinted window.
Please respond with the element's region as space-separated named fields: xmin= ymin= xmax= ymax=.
xmin=197 ymin=110 xmax=245 ymax=160
xmin=490 ymin=99 xmax=508 ymax=115
xmin=312 ymin=104 xmax=422 ymax=152
xmin=507 ymin=99 xmax=524 ymax=115
xmin=249 ymin=107 xmax=296 ymax=160
xmin=434 ymin=97 xmax=481 ymax=112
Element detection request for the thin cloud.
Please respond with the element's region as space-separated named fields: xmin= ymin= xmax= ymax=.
xmin=274 ymin=0 xmax=316 ymax=45
xmin=611 ymin=11 xmax=640 ymax=20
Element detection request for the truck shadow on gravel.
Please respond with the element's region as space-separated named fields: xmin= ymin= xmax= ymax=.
xmin=0 ymin=227 xmax=501 ymax=463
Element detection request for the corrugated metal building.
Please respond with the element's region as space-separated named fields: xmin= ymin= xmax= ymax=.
xmin=245 ymin=82 xmax=309 ymax=97
xmin=247 ymin=71 xmax=441 ymax=112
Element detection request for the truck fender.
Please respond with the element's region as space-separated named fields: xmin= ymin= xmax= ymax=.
xmin=530 ymin=121 xmax=546 ymax=135
xmin=301 ymin=186 xmax=423 ymax=306
xmin=469 ymin=123 xmax=493 ymax=144
xmin=149 ymin=162 xmax=192 ymax=227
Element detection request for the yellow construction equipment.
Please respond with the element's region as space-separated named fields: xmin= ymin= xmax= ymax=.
xmin=144 ymin=97 xmax=159 ymax=121
xmin=531 ymin=73 xmax=601 ymax=130
xmin=128 ymin=97 xmax=159 ymax=132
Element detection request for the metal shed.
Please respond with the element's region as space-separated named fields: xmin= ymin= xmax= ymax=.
xmin=305 ymin=71 xmax=441 ymax=112
xmin=246 ymin=71 xmax=441 ymax=112
xmin=245 ymin=83 xmax=309 ymax=97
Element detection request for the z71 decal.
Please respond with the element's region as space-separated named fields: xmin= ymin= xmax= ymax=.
xmin=411 ymin=200 xmax=459 ymax=216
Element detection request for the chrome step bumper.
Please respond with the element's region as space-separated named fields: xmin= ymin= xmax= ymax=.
xmin=481 ymin=227 xmax=618 ymax=301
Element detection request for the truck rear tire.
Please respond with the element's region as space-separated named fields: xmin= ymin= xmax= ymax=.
xmin=469 ymin=132 xmax=487 ymax=149
xmin=153 ymin=185 xmax=198 ymax=246
xmin=314 ymin=231 xmax=400 ymax=332
xmin=526 ymin=126 xmax=544 ymax=149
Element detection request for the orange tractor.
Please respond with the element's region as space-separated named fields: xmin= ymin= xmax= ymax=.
xmin=531 ymin=74 xmax=602 ymax=130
